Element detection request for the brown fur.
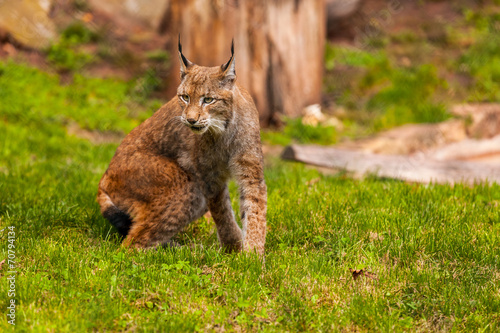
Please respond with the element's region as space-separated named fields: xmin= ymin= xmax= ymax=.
xmin=97 ymin=43 xmax=267 ymax=255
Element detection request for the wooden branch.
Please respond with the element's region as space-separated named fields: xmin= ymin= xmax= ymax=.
xmin=282 ymin=145 xmax=500 ymax=184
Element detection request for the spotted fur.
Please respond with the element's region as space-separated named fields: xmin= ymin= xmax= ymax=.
xmin=97 ymin=42 xmax=267 ymax=255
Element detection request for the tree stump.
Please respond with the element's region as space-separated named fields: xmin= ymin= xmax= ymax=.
xmin=160 ymin=0 xmax=326 ymax=126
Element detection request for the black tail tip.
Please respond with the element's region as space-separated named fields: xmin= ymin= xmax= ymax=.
xmin=102 ymin=207 xmax=132 ymax=237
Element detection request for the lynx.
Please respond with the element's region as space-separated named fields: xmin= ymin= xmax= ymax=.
xmin=97 ymin=40 xmax=267 ymax=255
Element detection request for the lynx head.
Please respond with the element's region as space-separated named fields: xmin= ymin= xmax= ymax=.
xmin=177 ymin=38 xmax=236 ymax=135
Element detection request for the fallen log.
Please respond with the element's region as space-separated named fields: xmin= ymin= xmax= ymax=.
xmin=282 ymin=145 xmax=500 ymax=185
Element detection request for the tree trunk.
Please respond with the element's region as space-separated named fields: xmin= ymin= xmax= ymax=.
xmin=160 ymin=0 xmax=326 ymax=126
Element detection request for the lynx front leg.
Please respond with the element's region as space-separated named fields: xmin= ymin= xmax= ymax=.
xmin=208 ymin=186 xmax=243 ymax=252
xmin=234 ymin=156 xmax=267 ymax=256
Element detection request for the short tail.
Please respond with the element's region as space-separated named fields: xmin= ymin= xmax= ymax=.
xmin=102 ymin=206 xmax=132 ymax=237
xmin=97 ymin=188 xmax=132 ymax=237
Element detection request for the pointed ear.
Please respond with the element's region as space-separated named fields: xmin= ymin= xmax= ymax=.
xmin=178 ymin=35 xmax=193 ymax=78
xmin=220 ymin=39 xmax=236 ymax=85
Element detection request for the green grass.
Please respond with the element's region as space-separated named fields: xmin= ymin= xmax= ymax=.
xmin=0 ymin=61 xmax=159 ymax=133
xmin=458 ymin=7 xmax=500 ymax=102
xmin=46 ymin=22 xmax=100 ymax=71
xmin=324 ymin=45 xmax=450 ymax=133
xmin=1 ymin=63 xmax=500 ymax=332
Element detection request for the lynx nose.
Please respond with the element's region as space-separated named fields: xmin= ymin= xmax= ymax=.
xmin=186 ymin=118 xmax=197 ymax=125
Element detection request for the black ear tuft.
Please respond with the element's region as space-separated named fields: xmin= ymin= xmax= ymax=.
xmin=221 ymin=39 xmax=236 ymax=75
xmin=178 ymin=35 xmax=193 ymax=77
xmin=220 ymin=40 xmax=236 ymax=88
xmin=178 ymin=35 xmax=188 ymax=68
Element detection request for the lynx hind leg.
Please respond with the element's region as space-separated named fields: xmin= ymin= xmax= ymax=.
xmin=99 ymin=153 xmax=207 ymax=249
xmin=124 ymin=189 xmax=207 ymax=249
xmin=121 ymin=167 xmax=207 ymax=249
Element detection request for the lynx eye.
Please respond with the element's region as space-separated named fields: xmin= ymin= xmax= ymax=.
xmin=203 ymin=97 xmax=214 ymax=104
xmin=180 ymin=94 xmax=190 ymax=103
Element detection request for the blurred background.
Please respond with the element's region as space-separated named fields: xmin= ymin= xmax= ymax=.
xmin=0 ymin=0 xmax=499 ymax=162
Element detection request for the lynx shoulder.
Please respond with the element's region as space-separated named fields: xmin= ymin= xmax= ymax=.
xmin=97 ymin=40 xmax=267 ymax=255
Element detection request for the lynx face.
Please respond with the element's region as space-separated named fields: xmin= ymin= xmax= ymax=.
xmin=177 ymin=41 xmax=236 ymax=135
xmin=177 ymin=67 xmax=234 ymax=135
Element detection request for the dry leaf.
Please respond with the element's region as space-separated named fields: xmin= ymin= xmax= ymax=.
xmin=0 ymin=259 xmax=5 ymax=270
xmin=349 ymin=268 xmax=378 ymax=281
xmin=349 ymin=268 xmax=364 ymax=280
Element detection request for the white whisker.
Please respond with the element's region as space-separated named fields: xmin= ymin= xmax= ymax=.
xmin=208 ymin=117 xmax=226 ymax=135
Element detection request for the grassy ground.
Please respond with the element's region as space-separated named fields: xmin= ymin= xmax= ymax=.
xmin=1 ymin=62 xmax=500 ymax=332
